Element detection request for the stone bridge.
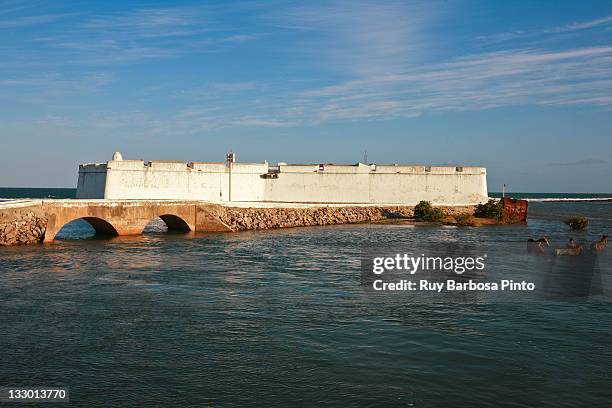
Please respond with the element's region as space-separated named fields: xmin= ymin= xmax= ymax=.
xmin=1 ymin=198 xmax=489 ymax=246
xmin=0 ymin=200 xmax=233 ymax=244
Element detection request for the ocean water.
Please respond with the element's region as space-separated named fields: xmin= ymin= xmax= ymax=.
xmin=0 ymin=187 xmax=76 ymax=200
xmin=1 ymin=189 xmax=612 ymax=407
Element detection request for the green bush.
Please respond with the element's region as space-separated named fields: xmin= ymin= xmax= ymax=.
xmin=473 ymin=199 xmax=504 ymax=219
xmin=565 ymin=216 xmax=588 ymax=230
xmin=414 ymin=200 xmax=444 ymax=222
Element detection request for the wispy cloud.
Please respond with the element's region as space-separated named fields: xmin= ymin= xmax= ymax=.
xmin=0 ymin=4 xmax=262 ymax=68
xmin=24 ymin=39 xmax=612 ymax=134
xmin=268 ymin=0 xmax=442 ymax=76
xmin=0 ymin=13 xmax=72 ymax=28
xmin=549 ymin=15 xmax=612 ymax=33
xmin=0 ymin=71 xmax=114 ymax=102
xmin=479 ymin=14 xmax=612 ymax=44
xmin=80 ymin=7 xmax=208 ymax=39
xmin=233 ymin=117 xmax=297 ymax=127
xmin=549 ymin=158 xmax=608 ymax=166
xmin=28 ymin=43 xmax=612 ymax=130
xmin=2 ymin=2 xmax=612 ymax=131
xmin=281 ymin=45 xmax=612 ymax=122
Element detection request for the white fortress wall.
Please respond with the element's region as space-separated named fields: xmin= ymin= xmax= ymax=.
xmin=228 ymin=162 xmax=268 ymax=202
xmin=100 ymin=160 xmax=230 ymax=200
xmin=76 ymin=153 xmax=488 ymax=205
xmin=369 ymin=165 xmax=487 ymax=205
xmin=263 ymin=164 xmax=487 ymax=205
xmin=264 ymin=163 xmax=371 ymax=203
xmin=190 ymin=162 xmax=229 ymax=202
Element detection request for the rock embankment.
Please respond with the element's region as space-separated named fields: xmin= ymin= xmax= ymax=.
xmin=212 ymin=205 xmax=474 ymax=231
xmin=0 ymin=207 xmax=47 ymax=246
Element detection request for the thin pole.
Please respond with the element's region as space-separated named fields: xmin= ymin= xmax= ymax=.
xmin=229 ymin=161 xmax=232 ymax=202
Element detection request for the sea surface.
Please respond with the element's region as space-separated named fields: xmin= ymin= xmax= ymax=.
xmin=0 ymin=187 xmax=76 ymax=200
xmin=1 ymin=188 xmax=612 ymax=407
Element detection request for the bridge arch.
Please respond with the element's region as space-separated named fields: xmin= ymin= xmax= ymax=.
xmin=82 ymin=217 xmax=119 ymax=235
xmin=158 ymin=214 xmax=192 ymax=231
xmin=144 ymin=213 xmax=192 ymax=233
xmin=47 ymin=216 xmax=119 ymax=242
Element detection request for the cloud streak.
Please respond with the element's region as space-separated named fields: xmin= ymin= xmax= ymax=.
xmin=478 ymin=14 xmax=612 ymax=44
xmin=0 ymin=4 xmax=262 ymax=68
xmin=279 ymin=45 xmax=612 ymax=123
xmin=2 ymin=2 xmax=612 ymax=131
xmin=0 ymin=13 xmax=72 ymax=28
xmin=28 ymin=42 xmax=612 ymax=133
xmin=267 ymin=0 xmax=442 ymax=76
xmin=549 ymin=158 xmax=607 ymax=166
xmin=549 ymin=14 xmax=612 ymax=33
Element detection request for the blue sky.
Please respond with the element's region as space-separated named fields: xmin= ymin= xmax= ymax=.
xmin=1 ymin=0 xmax=611 ymax=192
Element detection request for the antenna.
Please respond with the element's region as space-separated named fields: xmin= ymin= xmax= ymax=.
xmin=363 ymin=150 xmax=368 ymax=164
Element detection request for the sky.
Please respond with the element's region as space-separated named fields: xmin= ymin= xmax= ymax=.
xmin=1 ymin=0 xmax=611 ymax=192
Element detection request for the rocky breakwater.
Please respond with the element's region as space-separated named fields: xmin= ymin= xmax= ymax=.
xmin=210 ymin=205 xmax=475 ymax=231
xmin=0 ymin=204 xmax=47 ymax=245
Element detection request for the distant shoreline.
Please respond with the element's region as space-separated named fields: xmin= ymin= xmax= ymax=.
xmin=489 ymin=192 xmax=612 ymax=202
xmin=521 ymin=197 xmax=612 ymax=202
xmin=1 ymin=188 xmax=612 ymax=202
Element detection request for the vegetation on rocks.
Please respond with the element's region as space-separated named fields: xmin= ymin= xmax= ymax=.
xmin=413 ymin=201 xmax=445 ymax=222
xmin=473 ymin=199 xmax=504 ymax=220
xmin=565 ymin=216 xmax=588 ymax=230
xmin=454 ymin=213 xmax=476 ymax=226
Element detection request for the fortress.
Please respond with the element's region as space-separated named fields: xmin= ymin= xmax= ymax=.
xmin=1 ymin=152 xmax=490 ymax=245
xmin=77 ymin=152 xmax=488 ymax=205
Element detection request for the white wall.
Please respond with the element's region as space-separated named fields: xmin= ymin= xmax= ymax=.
xmin=227 ymin=163 xmax=267 ymax=202
xmin=102 ymin=160 xmax=229 ymax=200
xmin=263 ymin=166 xmax=487 ymax=205
xmin=77 ymin=158 xmax=488 ymax=205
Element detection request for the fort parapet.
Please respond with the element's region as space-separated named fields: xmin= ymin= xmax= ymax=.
xmin=77 ymin=152 xmax=488 ymax=205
